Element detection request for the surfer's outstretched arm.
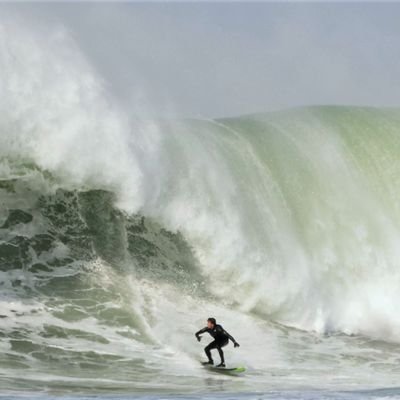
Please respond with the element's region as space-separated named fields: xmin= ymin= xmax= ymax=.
xmin=195 ymin=327 xmax=207 ymax=341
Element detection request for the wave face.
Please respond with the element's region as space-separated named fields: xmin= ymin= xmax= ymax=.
xmin=2 ymin=17 xmax=400 ymax=395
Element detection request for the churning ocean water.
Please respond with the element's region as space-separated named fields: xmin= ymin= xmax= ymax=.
xmin=1 ymin=14 xmax=400 ymax=400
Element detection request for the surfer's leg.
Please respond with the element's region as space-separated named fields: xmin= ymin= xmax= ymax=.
xmin=216 ymin=339 xmax=228 ymax=367
xmin=204 ymin=341 xmax=217 ymax=364
xmin=217 ymin=346 xmax=225 ymax=363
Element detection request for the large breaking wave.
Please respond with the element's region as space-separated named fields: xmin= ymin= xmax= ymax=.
xmin=2 ymin=15 xmax=400 ymax=394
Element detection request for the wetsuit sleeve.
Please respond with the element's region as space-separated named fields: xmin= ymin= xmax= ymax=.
xmin=195 ymin=327 xmax=208 ymax=338
xmin=218 ymin=325 xmax=237 ymax=343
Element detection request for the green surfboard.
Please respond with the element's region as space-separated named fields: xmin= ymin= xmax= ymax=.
xmin=202 ymin=363 xmax=246 ymax=374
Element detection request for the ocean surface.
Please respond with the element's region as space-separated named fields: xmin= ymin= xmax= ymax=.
xmin=2 ymin=17 xmax=400 ymax=400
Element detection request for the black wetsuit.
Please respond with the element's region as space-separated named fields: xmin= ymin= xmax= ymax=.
xmin=195 ymin=324 xmax=236 ymax=364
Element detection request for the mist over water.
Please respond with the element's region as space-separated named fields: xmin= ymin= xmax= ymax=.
xmin=1 ymin=15 xmax=400 ymax=399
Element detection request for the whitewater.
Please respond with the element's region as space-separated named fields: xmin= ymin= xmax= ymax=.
xmin=2 ymin=17 xmax=400 ymax=400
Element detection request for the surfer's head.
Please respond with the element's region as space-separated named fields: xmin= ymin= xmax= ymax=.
xmin=207 ymin=317 xmax=216 ymax=328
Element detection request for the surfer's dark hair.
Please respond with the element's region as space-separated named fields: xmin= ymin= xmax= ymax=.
xmin=207 ymin=317 xmax=216 ymax=325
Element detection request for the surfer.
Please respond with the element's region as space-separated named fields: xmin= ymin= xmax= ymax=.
xmin=195 ymin=317 xmax=240 ymax=367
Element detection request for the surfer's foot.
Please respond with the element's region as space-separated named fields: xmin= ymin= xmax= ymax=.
xmin=202 ymin=360 xmax=214 ymax=365
xmin=216 ymin=362 xmax=225 ymax=368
